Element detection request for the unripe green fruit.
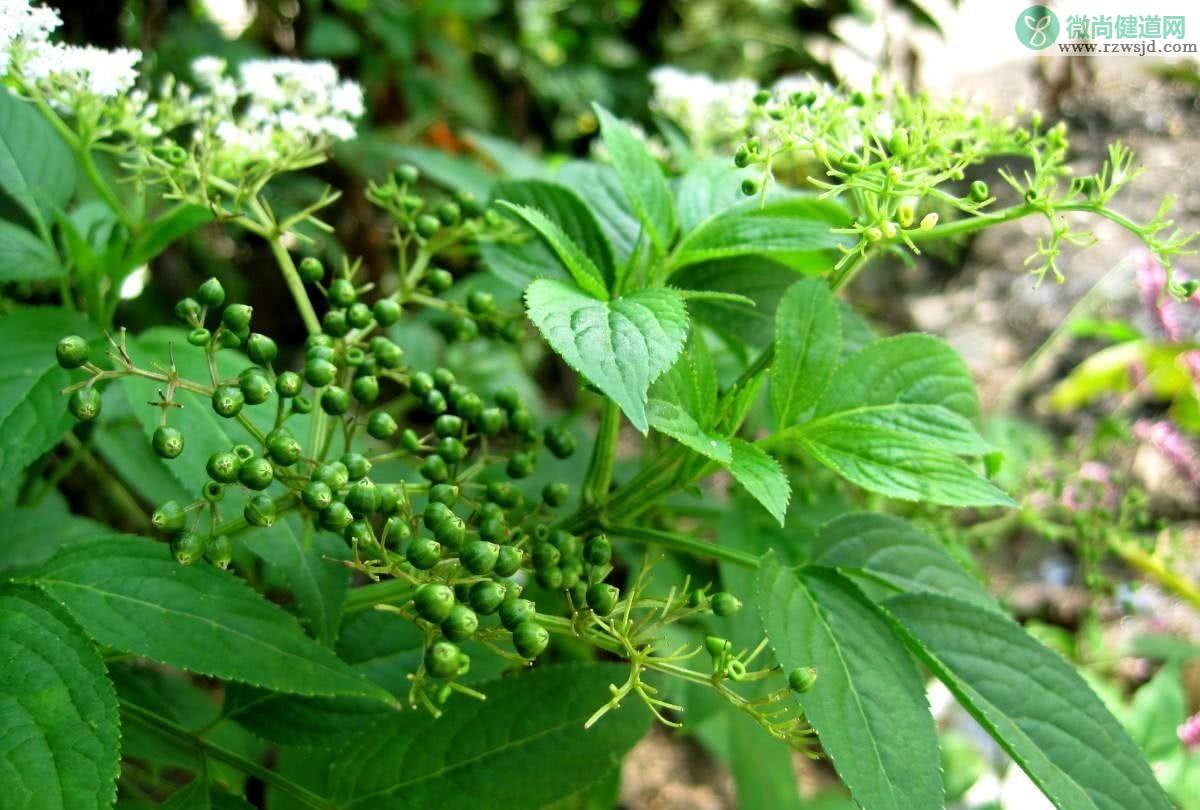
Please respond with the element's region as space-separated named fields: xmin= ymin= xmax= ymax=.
xmin=441 ymin=604 xmax=478 ymax=642
xmin=407 ymin=537 xmax=442 ymax=570
xmin=512 ymin=621 xmax=549 ymax=658
xmin=222 ymin=303 xmax=253 ymax=333
xmin=277 ymin=371 xmax=302 ymax=398
xmin=711 ymin=591 xmax=742 ymax=617
xmin=188 ymin=328 xmax=211 ymax=347
xmin=378 ymin=484 xmax=403 ymax=517
xmin=291 ymin=395 xmax=313 ymax=414
xmin=436 ymin=436 xmax=467 ymax=463
xmin=320 ymin=386 xmax=350 ymax=415
xmin=239 ymin=370 xmax=272 ymax=405
xmin=414 ymin=214 xmax=440 ymax=239
xmin=314 ymin=461 xmax=349 ymax=490
xmin=302 ymin=480 xmax=333 ymax=511
xmin=371 ymin=336 xmax=403 ymax=368
xmin=586 ymin=583 xmax=619 ymax=617
xmin=266 ymin=429 xmax=301 ymax=467
xmin=506 ymin=451 xmax=535 ymax=479
xmin=211 ymin=385 xmax=245 ymax=418
xmin=245 ymin=333 xmax=277 ymax=366
xmin=434 ymin=414 xmax=463 ymax=437
xmin=436 ymin=200 xmax=461 ymax=226
xmin=542 ymin=482 xmax=570 ymax=508
xmin=196 ymin=277 xmax=226 ymax=308
xmin=56 ymin=335 xmax=90 ymax=369
xmin=788 ymin=666 xmax=818 ymax=693
xmin=531 ymin=542 xmax=560 ymax=570
xmin=202 ymin=482 xmax=224 ymax=503
xmin=466 ymin=290 xmax=495 ymax=315
xmin=551 ymin=530 xmax=580 ymax=562
xmin=425 ymin=640 xmax=460 ymax=679
xmin=373 ymin=299 xmax=401 ymax=327
xmin=238 ymin=457 xmax=274 ymax=490
xmin=494 ymin=545 xmax=523 ymax=577
xmin=423 ymin=502 xmax=454 ymax=528
xmin=345 ymin=480 xmax=380 ymax=517
xmin=740 ymin=177 xmax=760 ymax=196
xmin=410 ymin=371 xmax=435 ymax=396
xmin=367 ymin=411 xmax=398 ymax=440
xmin=344 ymin=519 xmax=374 ymax=547
xmin=298 ymin=256 xmax=324 ymax=283
xmin=543 ymin=426 xmax=576 ymax=459
xmin=319 ymin=501 xmax=353 ymax=532
xmin=969 ymin=179 xmax=990 ymax=203
xmin=423 ymin=389 xmax=447 ymax=414
xmin=152 ymin=426 xmax=185 ymax=459
xmin=583 ymin=534 xmax=611 ymax=567
xmin=428 ymin=483 xmax=458 ymax=505
xmin=498 ymin=597 xmax=535 ymax=631
xmin=152 ymin=500 xmax=187 ymax=533
xmin=425 ymin=268 xmax=453 ymax=293
xmin=68 ymin=388 xmax=102 ymax=421
xmin=323 ymin=309 xmax=349 ymax=337
xmin=244 ymin=493 xmax=276 ymax=527
xmin=205 ymin=535 xmax=232 ymax=569
xmin=342 ymin=453 xmax=371 ymax=481
xmin=414 ymin=583 xmax=455 ymax=623
xmin=469 ymin=581 xmax=506 ymax=615
xmin=172 ymin=533 xmax=207 ymax=565
xmin=328 ymin=278 xmax=357 ymax=307
xmin=175 ymin=297 xmax=202 ymax=325
xmin=420 ymin=455 xmax=449 ymax=483
xmin=347 ymin=302 xmax=373 ymax=329
xmin=304 ymin=358 xmax=337 ymax=388
xmin=395 ymin=163 xmax=420 ymax=185
xmin=535 ymin=566 xmax=563 ymax=590
xmin=351 ymin=375 xmax=379 ymax=404
xmin=433 ymin=516 xmax=466 ymax=551
xmin=461 ymin=540 xmax=500 ymax=575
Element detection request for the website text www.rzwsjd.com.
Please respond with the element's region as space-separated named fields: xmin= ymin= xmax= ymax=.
xmin=1057 ymin=40 xmax=1198 ymax=54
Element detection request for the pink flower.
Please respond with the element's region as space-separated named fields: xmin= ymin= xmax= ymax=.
xmin=1135 ymin=252 xmax=1189 ymax=342
xmin=1060 ymin=461 xmax=1118 ymax=512
xmin=1179 ymin=712 xmax=1200 ymax=749
xmin=1134 ymin=419 xmax=1200 ymax=486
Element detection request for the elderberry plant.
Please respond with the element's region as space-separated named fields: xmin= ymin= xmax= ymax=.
xmin=2 ymin=4 xmax=1199 ymax=809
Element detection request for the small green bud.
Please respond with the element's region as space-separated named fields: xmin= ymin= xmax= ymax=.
xmin=323 ymin=309 xmax=349 ymax=337
xmin=205 ymin=535 xmax=232 ymax=569
xmin=395 ymin=164 xmax=420 ymax=185
xmin=277 ymin=370 xmax=302 ymax=398
xmin=345 ymin=480 xmax=380 ymax=517
xmin=920 ymin=212 xmax=939 ymax=230
xmin=511 ymin=621 xmax=549 ymax=658
xmin=583 ymin=534 xmax=611 ymax=567
xmin=210 ymin=386 xmax=244 ymax=418
xmin=239 ymin=370 xmax=273 ymax=405
xmin=221 ymin=303 xmax=253 ymax=333
xmin=347 ymin=302 xmax=373 ymax=329
xmin=441 ymin=604 xmax=479 ymax=642
xmin=367 ymin=411 xmax=398 ymax=440
xmin=711 ymin=591 xmax=742 ymax=617
xmin=196 ymin=277 xmax=226 ymax=308
xmin=68 ymin=388 xmax=102 ymax=421
xmin=304 ymin=358 xmax=337 ymax=388
xmin=328 ymin=278 xmax=357 ymax=307
xmin=498 ymin=597 xmax=535 ymax=631
xmin=351 ymin=375 xmax=379 ymax=404
xmin=151 ymin=500 xmax=187 ymax=533
xmin=420 ymin=454 xmax=449 ymax=483
xmin=314 ymin=461 xmax=349 ymax=490
xmin=542 ymin=482 xmax=569 ymax=508
xmin=414 ymin=583 xmax=455 ymax=623
xmin=266 ymin=428 xmax=302 ymax=467
xmin=406 ymin=536 xmax=442 ymax=570
xmin=175 ymin=297 xmax=202 ymax=325
xmin=319 ymin=501 xmax=353 ymax=532
xmin=494 ymin=545 xmax=522 ymax=577
xmin=436 ymin=200 xmax=461 ymax=226
xmin=469 ymin=581 xmax=506 ymax=615
xmin=238 ymin=457 xmax=274 ymax=490
xmin=172 ymin=533 xmax=207 ymax=565
xmin=461 ymin=540 xmax=500 ymax=575
xmin=424 ymin=640 xmax=460 ymax=679
xmin=414 ymin=214 xmax=440 ymax=239
xmin=543 ymin=426 xmax=576 ymax=459
xmin=788 ymin=666 xmax=818 ymax=693
xmin=245 ymin=333 xmax=277 ymax=366
xmin=370 ymin=336 xmax=403 ymax=368
xmin=373 ymin=299 xmax=402 ymax=327
xmin=740 ymin=178 xmax=760 ymax=196
xmin=321 ymin=385 xmax=350 ymax=415
xmin=425 ymin=268 xmax=453 ymax=293
xmin=244 ymin=493 xmax=276 ymax=527
xmin=302 ymin=480 xmax=333 ymax=512
xmin=152 ymin=426 xmax=185 ymax=459
xmin=342 ymin=453 xmax=372 ymax=481
xmin=56 ymin=335 xmax=90 ymax=369
xmin=298 ymin=256 xmax=324 ymax=283
xmin=586 ymin=582 xmax=619 ymax=617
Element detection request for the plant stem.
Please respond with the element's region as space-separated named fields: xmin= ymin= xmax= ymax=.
xmin=265 ymin=235 xmax=321 ymax=335
xmin=1108 ymin=537 xmax=1200 ymax=612
xmin=120 ymin=701 xmax=334 ymax=809
xmin=343 ymin=578 xmax=414 ymax=612
xmin=601 ymin=523 xmax=760 ymax=569
xmin=582 ymin=400 xmax=621 ymax=508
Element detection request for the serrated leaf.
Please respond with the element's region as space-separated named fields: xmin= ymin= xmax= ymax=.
xmin=525 ymin=279 xmax=688 ymax=432
xmin=1127 ymin=665 xmax=1187 ymax=762
xmin=811 ymin=513 xmax=997 ymax=610
xmin=673 ymin=158 xmax=756 ymax=234
xmin=757 ymin=559 xmax=942 ymax=810
xmin=485 ymin=180 xmax=615 ymax=292
xmin=0 ymin=219 xmax=62 ymax=281
xmin=793 ymin=403 xmax=993 ymax=456
xmin=728 ymin=439 xmax=790 ymax=525
xmin=0 ymin=308 xmax=96 ymax=493
xmin=882 ymin=592 xmax=1173 ymax=810
xmin=772 ymin=279 xmax=841 ymax=427
xmin=0 ymin=586 xmax=119 ymax=810
xmin=650 ymin=334 xmax=718 ymax=426
xmin=126 ymin=203 xmax=214 ymax=270
xmin=647 ymin=398 xmax=731 ymax=462
xmin=0 ymin=88 xmax=75 ymax=230
xmin=31 ymin=534 xmax=392 ymax=702
xmin=556 ymin=161 xmax=641 ymax=264
xmin=496 ymin=200 xmax=609 ymax=298
xmin=328 ymin=663 xmax=650 ymax=809
xmin=593 ymin=104 xmax=675 ymax=253
xmin=670 ymin=196 xmax=851 ymax=270
xmin=0 ymin=501 xmax=109 ymax=576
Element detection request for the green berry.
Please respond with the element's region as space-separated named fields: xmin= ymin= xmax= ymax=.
xmin=395 ymin=163 xmax=420 ymax=185
xmin=328 ymin=278 xmax=357 ymax=307
xmin=302 ymin=480 xmax=333 ymax=512
xmin=320 ymin=501 xmax=353 ymax=532
xmin=586 ymin=583 xmax=619 ymax=617
xmin=187 ymin=328 xmax=211 ymax=347
xmin=423 ymin=389 xmax=447 ymax=414
xmin=478 ymin=516 xmax=509 ymax=545
xmin=196 ymin=277 xmax=226 ymax=308
xmin=506 ymin=451 xmax=535 ymax=479
xmin=239 ymin=370 xmax=272 ymax=405
xmin=202 ymin=481 xmax=224 ymax=503
xmin=531 ymin=542 xmax=560 ymax=571
xmin=423 ymin=501 xmax=454 ymax=528
xmin=740 ymin=177 xmax=760 ymax=196
xmin=433 ymin=516 xmax=466 ymax=551
xmin=345 ymin=480 xmax=380 ymax=517
xmin=583 ymin=534 xmax=611 ymax=567
xmin=238 ymin=457 xmax=274 ymax=490
xmin=543 ymin=426 xmax=576 ymax=459
xmin=304 ymin=358 xmax=337 ymax=388
xmin=314 ymin=461 xmax=349 ymax=490
xmin=351 ymin=375 xmax=379 ymax=404
xmin=550 ymin=530 xmax=580 ymax=561
xmin=788 ymin=666 xmax=818 ymax=694
xmin=298 ymin=256 xmax=324 ymax=283
xmin=407 ymin=537 xmax=442 ymax=570
xmin=425 ymin=268 xmax=453 ymax=293
xmin=478 ymin=407 xmax=506 ymax=436
xmin=378 ymin=484 xmax=403 ymax=517
xmin=323 ymin=309 xmax=349 ymax=337
xmin=542 ymin=482 xmax=569 ymax=508
xmin=428 ymin=484 xmax=458 ymax=505
xmin=711 ymin=591 xmax=742 ymax=617
xmin=151 ymin=426 xmax=184 ymax=459
xmin=175 ymin=297 xmax=202 ymax=325
xmin=414 ymin=583 xmax=455 ymax=623
xmin=211 ymin=385 xmax=245 ymax=418
xmin=291 ymin=395 xmax=313 ymax=414
xmin=434 ymin=414 xmax=463 ymax=437
xmin=68 ymin=388 xmax=101 ymax=421
xmin=56 ymin=335 xmax=90 ymax=369
xmin=512 ymin=621 xmax=549 ymax=658
xmin=466 ymin=290 xmax=495 ymax=315
xmin=420 ymin=455 xmax=449 ymax=483
xmin=367 ymin=411 xmax=398 ymax=440
xmin=535 ymin=566 xmax=564 ymax=590
xmin=435 ymin=200 xmax=461 ymax=226
xmin=498 ymin=597 xmax=534 ymax=631
xmin=347 ymin=302 xmax=373 ymax=329
xmin=276 ymin=371 xmax=302 ymax=398
xmin=342 ymin=453 xmax=372 ymax=481
xmin=370 ymin=336 xmax=403 ymax=367
xmin=245 ymin=333 xmax=277 ymax=366
xmin=509 ymin=408 xmax=535 ymax=439
xmin=373 ymin=299 xmax=401 ymax=327
xmin=172 ymin=533 xmax=207 ymax=565
xmin=454 ymin=392 xmax=483 ymax=423
xmin=400 ymin=429 xmax=422 ymax=453
xmin=151 ymin=500 xmax=187 ymax=533
xmin=494 ymin=545 xmax=522 ymax=577
xmin=205 ymin=535 xmax=232 ymax=569
xmin=344 ymin=519 xmax=375 ymax=547
xmin=436 ymin=437 xmax=467 ymax=463
xmin=321 ymin=386 xmax=350 ymax=415
xmin=266 ymin=429 xmax=302 ymax=467
xmin=410 ymin=371 xmax=435 ymax=397
xmin=969 ymin=180 xmax=990 ymax=203
xmin=414 ymin=214 xmax=439 ymax=239
xmin=424 ymin=640 xmax=460 ymax=679
xmin=441 ymin=604 xmax=478 ymax=642
xmin=222 ymin=303 xmax=253 ymax=333
xmin=244 ymin=493 xmax=276 ymax=527
xmin=461 ymin=540 xmax=500 ymax=575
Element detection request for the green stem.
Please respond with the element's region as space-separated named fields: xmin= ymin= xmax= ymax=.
xmin=265 ymin=235 xmax=321 ymax=335
xmin=1108 ymin=537 xmax=1200 ymax=612
xmin=344 ymin=578 xmax=414 ymax=612
xmin=582 ymin=400 xmax=621 ymax=508
xmin=601 ymin=523 xmax=760 ymax=569
xmin=120 ymin=701 xmax=333 ymax=809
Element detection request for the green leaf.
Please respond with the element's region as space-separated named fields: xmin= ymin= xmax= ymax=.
xmin=327 ymin=663 xmax=650 ymax=809
xmin=160 ymin=780 xmax=255 ymax=810
xmin=650 ymin=334 xmax=718 ymax=426
xmin=0 ymin=501 xmax=110 ymax=576
xmin=0 ymin=219 xmax=62 ymax=281
xmin=556 ymin=161 xmax=641 ymax=264
xmin=496 ymin=200 xmax=610 ymax=298
xmin=0 ymin=88 xmax=75 ymax=230
xmin=484 ymin=180 xmax=615 ymax=292
xmin=671 ymin=256 xmax=812 ymax=347
xmin=882 ymin=592 xmax=1173 ymax=810
xmin=728 ymin=439 xmax=790 ymax=526
xmin=811 ymin=513 xmax=997 ymax=610
xmin=647 ymin=398 xmax=731 ymax=462
xmin=819 ymin=334 xmax=981 ymax=421
xmin=242 ymin=519 xmax=350 ymax=646
xmin=771 ymin=279 xmax=841 ymax=427
xmin=1126 ymin=664 xmax=1186 ymax=762
xmin=670 ymin=196 xmax=850 ymax=271
xmin=0 ymin=586 xmax=119 ymax=810
xmin=757 ymin=559 xmax=943 ymax=810
xmin=466 ymin=131 xmax=552 ymax=180
xmin=31 ymin=535 xmax=392 ymax=702
xmin=335 ymin=138 xmax=494 ymax=200
xmin=592 ymin=104 xmax=675 ymax=254
xmin=0 ymin=308 xmax=95 ymax=492
xmin=524 ymin=279 xmax=688 ymax=432
xmin=673 ymin=158 xmax=756 ymax=234
xmin=126 ymin=204 xmax=214 ymax=271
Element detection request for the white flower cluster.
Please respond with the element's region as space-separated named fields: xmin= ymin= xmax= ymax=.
xmin=1 ymin=1 xmax=140 ymax=100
